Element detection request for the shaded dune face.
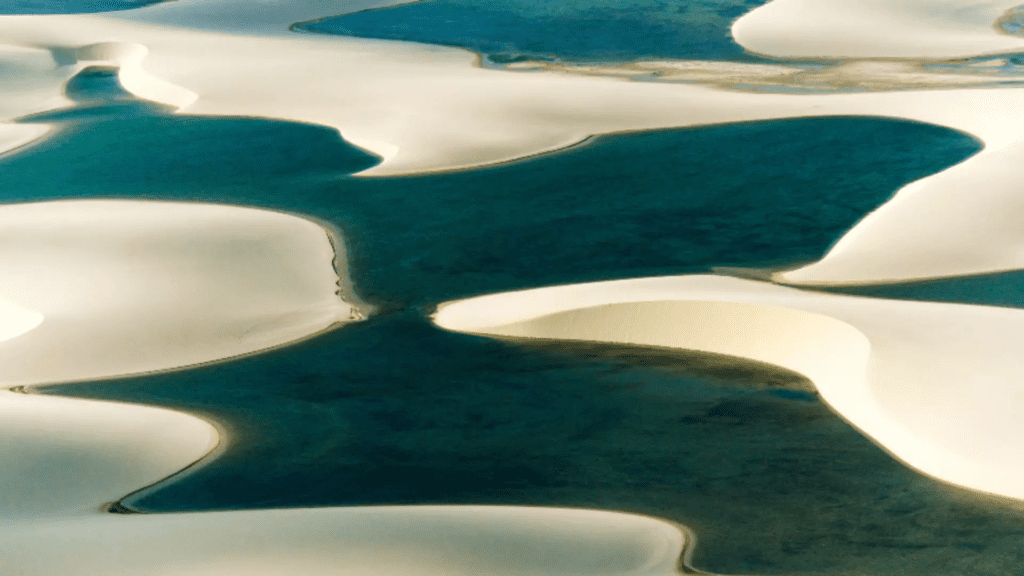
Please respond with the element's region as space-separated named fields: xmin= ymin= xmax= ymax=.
xmin=0 ymin=200 xmax=354 ymax=385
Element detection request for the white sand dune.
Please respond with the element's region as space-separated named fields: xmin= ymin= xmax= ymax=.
xmin=0 ymin=389 xmax=217 ymax=519
xmin=435 ymin=274 xmax=1024 ymax=501
xmin=734 ymin=0 xmax=1024 ymax=59
xmin=0 ymin=506 xmax=685 ymax=576
xmin=0 ymin=298 xmax=41 ymax=343
xmin=0 ymin=200 xmax=354 ymax=385
xmin=5 ymin=0 xmax=1024 ymax=574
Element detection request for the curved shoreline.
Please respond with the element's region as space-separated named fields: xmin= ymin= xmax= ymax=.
xmin=432 ymin=274 xmax=1024 ymax=501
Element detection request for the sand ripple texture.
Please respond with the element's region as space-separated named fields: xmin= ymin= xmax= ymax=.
xmin=5 ymin=0 xmax=1024 ymax=575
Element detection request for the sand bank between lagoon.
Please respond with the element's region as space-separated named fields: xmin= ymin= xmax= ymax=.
xmin=434 ymin=274 xmax=1024 ymax=501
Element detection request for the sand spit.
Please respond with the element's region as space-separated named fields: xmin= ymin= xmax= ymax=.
xmin=434 ymin=274 xmax=1024 ymax=501
xmin=0 ymin=200 xmax=354 ymax=385
xmin=502 ymin=57 xmax=1024 ymax=93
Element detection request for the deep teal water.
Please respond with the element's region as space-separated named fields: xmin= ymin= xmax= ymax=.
xmin=813 ymin=271 xmax=1024 ymax=309
xmin=298 ymin=0 xmax=776 ymax=64
xmin=0 ymin=0 xmax=163 ymax=14
xmin=49 ymin=320 xmax=1024 ymax=575
xmin=14 ymin=80 xmax=1024 ymax=575
xmin=7 ymin=106 xmax=981 ymax=308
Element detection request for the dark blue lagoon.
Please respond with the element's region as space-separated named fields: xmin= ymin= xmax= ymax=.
xmin=298 ymin=0 xmax=776 ymax=64
xmin=11 ymin=92 xmax=1024 ymax=575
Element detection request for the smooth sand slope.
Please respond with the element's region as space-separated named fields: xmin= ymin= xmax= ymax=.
xmin=0 ymin=200 xmax=354 ymax=385
xmin=434 ymin=274 xmax=1024 ymax=501
xmin=0 ymin=198 xmax=355 ymax=523
xmin=0 ymin=298 xmax=41 ymax=343
xmin=0 ymin=389 xmax=217 ymax=519
xmin=0 ymin=506 xmax=686 ymax=576
xmin=733 ymin=0 xmax=1024 ymax=59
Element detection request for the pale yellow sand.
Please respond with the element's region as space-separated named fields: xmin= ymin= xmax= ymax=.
xmin=734 ymin=0 xmax=1024 ymax=59
xmin=0 ymin=200 xmax=354 ymax=386
xmin=0 ymin=506 xmax=685 ymax=576
xmin=0 ymin=389 xmax=217 ymax=519
xmin=0 ymin=299 xmax=41 ymax=343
